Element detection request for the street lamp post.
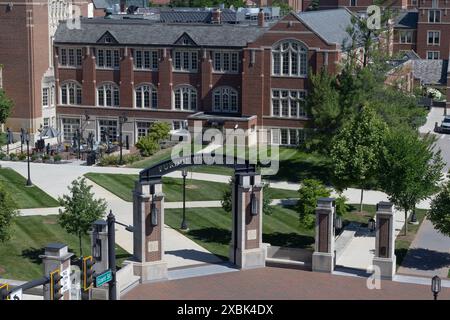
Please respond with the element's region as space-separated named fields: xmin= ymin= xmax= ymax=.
xmin=118 ymin=115 xmax=128 ymax=165
xmin=76 ymin=128 xmax=81 ymax=160
xmin=20 ymin=128 xmax=25 ymax=154
xmin=410 ymin=208 xmax=418 ymax=224
xmin=431 ymin=275 xmax=441 ymax=300
xmin=25 ymin=131 xmax=32 ymax=187
xmin=181 ymin=168 xmax=188 ymax=230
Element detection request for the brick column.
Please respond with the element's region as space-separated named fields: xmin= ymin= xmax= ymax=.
xmin=131 ymin=179 xmax=168 ymax=283
xmin=119 ymin=47 xmax=134 ymax=108
xmin=312 ymin=197 xmax=335 ymax=273
xmin=200 ymin=49 xmax=212 ymax=112
xmin=158 ymin=48 xmax=173 ymax=109
xmin=373 ymin=201 xmax=396 ymax=279
xmin=82 ymin=46 xmax=96 ymax=106
xmin=39 ymin=243 xmax=74 ymax=300
xmin=230 ymin=173 xmax=266 ymax=269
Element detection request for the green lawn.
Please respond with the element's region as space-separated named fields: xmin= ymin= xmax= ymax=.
xmin=84 ymin=173 xmax=299 ymax=202
xmin=0 ymin=215 xmax=131 ymax=281
xmin=127 ymin=147 xmax=173 ymax=169
xmin=165 ymin=206 xmax=314 ymax=260
xmin=0 ymin=168 xmax=59 ymax=208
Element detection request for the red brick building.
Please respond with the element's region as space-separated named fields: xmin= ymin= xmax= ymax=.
xmin=53 ymin=8 xmax=359 ymax=146
xmin=0 ymin=0 xmax=89 ymax=140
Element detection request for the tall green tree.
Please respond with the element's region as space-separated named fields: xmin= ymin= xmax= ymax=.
xmin=379 ymin=128 xmax=444 ymax=235
xmin=0 ymin=88 xmax=13 ymax=126
xmin=330 ymin=105 xmax=387 ymax=212
xmin=427 ymin=176 xmax=450 ymax=237
xmin=58 ymin=177 xmax=107 ymax=255
xmin=0 ymin=182 xmax=19 ymax=243
xmin=297 ymin=179 xmax=330 ymax=229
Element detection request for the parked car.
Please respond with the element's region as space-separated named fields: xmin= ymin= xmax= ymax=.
xmin=435 ymin=116 xmax=450 ymax=133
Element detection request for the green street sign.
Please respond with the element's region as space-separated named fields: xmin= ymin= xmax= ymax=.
xmin=95 ymin=269 xmax=112 ymax=288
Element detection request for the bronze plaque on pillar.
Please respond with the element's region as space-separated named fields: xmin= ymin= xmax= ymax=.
xmin=318 ymin=213 xmax=329 ymax=253
xmin=378 ymin=217 xmax=390 ymax=258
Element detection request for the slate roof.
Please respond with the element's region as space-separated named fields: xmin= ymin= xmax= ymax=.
xmin=295 ymin=8 xmax=357 ymax=48
xmin=159 ymin=10 xmax=246 ymax=23
xmin=92 ymin=0 xmax=148 ymax=9
xmin=54 ymin=17 xmax=267 ymax=47
xmin=394 ymin=10 xmax=418 ymax=29
xmin=412 ymin=60 xmax=448 ymax=85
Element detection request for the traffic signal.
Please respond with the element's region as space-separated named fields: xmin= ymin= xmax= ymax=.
xmin=82 ymin=256 xmax=95 ymax=291
xmin=49 ymin=269 xmax=63 ymax=300
xmin=0 ymin=283 xmax=9 ymax=300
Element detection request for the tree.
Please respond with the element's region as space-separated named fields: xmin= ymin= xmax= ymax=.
xmin=0 ymin=88 xmax=13 ymax=126
xmin=330 ymin=105 xmax=387 ymax=212
xmin=58 ymin=177 xmax=107 ymax=255
xmin=148 ymin=121 xmax=171 ymax=143
xmin=221 ymin=178 xmax=273 ymax=215
xmin=379 ymin=127 xmax=444 ymax=235
xmin=427 ymin=176 xmax=450 ymax=237
xmin=0 ymin=182 xmax=19 ymax=243
xmin=297 ymin=179 xmax=330 ymax=229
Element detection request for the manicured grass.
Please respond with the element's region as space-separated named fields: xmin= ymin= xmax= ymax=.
xmin=165 ymin=206 xmax=314 ymax=260
xmin=0 ymin=215 xmax=131 ymax=281
xmin=0 ymin=168 xmax=59 ymax=208
xmin=126 ymin=147 xmax=173 ymax=168
xmin=84 ymin=173 xmax=299 ymax=202
xmin=395 ymin=209 xmax=427 ymax=268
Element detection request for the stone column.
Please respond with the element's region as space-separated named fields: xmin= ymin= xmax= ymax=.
xmin=230 ymin=173 xmax=266 ymax=269
xmin=131 ymin=179 xmax=168 ymax=282
xmin=373 ymin=201 xmax=396 ymax=279
xmin=40 ymin=243 xmax=74 ymax=300
xmin=312 ymin=198 xmax=336 ymax=273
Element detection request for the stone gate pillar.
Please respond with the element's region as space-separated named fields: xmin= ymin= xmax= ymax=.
xmin=131 ymin=179 xmax=168 ymax=282
xmin=230 ymin=173 xmax=266 ymax=269
xmin=312 ymin=198 xmax=336 ymax=273
xmin=373 ymin=201 xmax=396 ymax=279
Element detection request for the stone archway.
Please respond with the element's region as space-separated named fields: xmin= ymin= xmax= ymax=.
xmin=130 ymin=154 xmax=266 ymax=283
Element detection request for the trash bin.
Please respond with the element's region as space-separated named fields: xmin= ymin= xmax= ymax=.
xmin=86 ymin=152 xmax=96 ymax=166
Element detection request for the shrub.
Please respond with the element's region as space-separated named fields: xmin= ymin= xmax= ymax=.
xmin=0 ymin=152 xmax=6 ymax=160
xmin=123 ymin=153 xmax=142 ymax=164
xmin=42 ymin=154 xmax=50 ymax=162
xmin=31 ymin=154 xmax=38 ymax=162
xmin=18 ymin=153 xmax=26 ymax=161
xmin=53 ymin=154 xmax=62 ymax=162
xmin=135 ymin=135 xmax=159 ymax=157
xmin=98 ymin=154 xmax=119 ymax=167
xmin=9 ymin=153 xmax=17 ymax=160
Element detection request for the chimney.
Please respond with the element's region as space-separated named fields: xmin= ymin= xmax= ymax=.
xmin=120 ymin=0 xmax=126 ymax=13
xmin=212 ymin=8 xmax=222 ymax=24
xmin=258 ymin=8 xmax=266 ymax=27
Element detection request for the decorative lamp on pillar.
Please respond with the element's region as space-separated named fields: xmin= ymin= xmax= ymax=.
xmin=334 ymin=215 xmax=342 ymax=232
xmin=151 ymin=200 xmax=158 ymax=226
xmin=431 ymin=275 xmax=441 ymax=300
xmin=368 ymin=218 xmax=376 ymax=232
xmin=250 ymin=191 xmax=259 ymax=216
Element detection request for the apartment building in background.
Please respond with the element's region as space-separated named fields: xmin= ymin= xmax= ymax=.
xmin=53 ymin=8 xmax=358 ymax=147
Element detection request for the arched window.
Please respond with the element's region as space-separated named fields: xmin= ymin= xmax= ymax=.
xmin=173 ymin=85 xmax=197 ymax=111
xmin=60 ymin=81 xmax=82 ymax=105
xmin=135 ymin=84 xmax=157 ymax=109
xmin=212 ymin=86 xmax=238 ymax=112
xmin=97 ymin=83 xmax=119 ymax=107
xmin=272 ymin=40 xmax=307 ymax=77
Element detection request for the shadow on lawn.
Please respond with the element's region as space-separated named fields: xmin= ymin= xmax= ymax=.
xmin=268 ymin=156 xmax=332 ymax=184
xmin=262 ymin=232 xmax=314 ymax=249
xmin=21 ymin=248 xmax=45 ymax=265
xmin=400 ymin=248 xmax=450 ymax=271
xmin=188 ymin=227 xmax=231 ymax=245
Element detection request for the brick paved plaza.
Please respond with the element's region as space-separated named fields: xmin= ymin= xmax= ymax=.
xmin=123 ymin=267 xmax=450 ymax=300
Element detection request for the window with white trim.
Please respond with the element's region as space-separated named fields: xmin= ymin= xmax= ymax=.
xmin=399 ymin=31 xmax=413 ymax=44
xmin=427 ymin=51 xmax=440 ymax=60
xmin=213 ymin=51 xmax=239 ymax=73
xmin=134 ymin=49 xmax=159 ymax=70
xmin=135 ymin=84 xmax=157 ymax=109
xmin=427 ymin=31 xmax=440 ymax=45
xmin=173 ymin=120 xmax=188 ymax=131
xmin=60 ymin=82 xmax=82 ymax=105
xmin=271 ymin=128 xmax=306 ymax=146
xmin=429 ymin=10 xmax=441 ymax=23
xmin=173 ymin=86 xmax=197 ymax=111
xmin=62 ymin=118 xmax=80 ymax=141
xmin=97 ymin=83 xmax=120 ymax=107
xmin=59 ymin=47 xmax=82 ymax=67
xmin=136 ymin=121 xmax=153 ymax=139
xmin=42 ymin=87 xmax=49 ymax=107
xmin=212 ymin=87 xmax=238 ymax=113
xmin=43 ymin=117 xmax=50 ymax=129
xmin=272 ymin=40 xmax=307 ymax=77
xmin=99 ymin=119 xmax=118 ymax=143
xmin=271 ymin=89 xmax=307 ymax=118
xmin=96 ymin=48 xmax=120 ymax=68
xmin=173 ymin=50 xmax=198 ymax=72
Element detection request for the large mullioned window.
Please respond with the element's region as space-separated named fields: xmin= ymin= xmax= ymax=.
xmin=271 ymin=89 xmax=307 ymax=118
xmin=173 ymin=86 xmax=197 ymax=111
xmin=212 ymin=87 xmax=238 ymax=112
xmin=60 ymin=82 xmax=82 ymax=105
xmin=135 ymin=84 xmax=158 ymax=109
xmin=97 ymin=83 xmax=120 ymax=107
xmin=272 ymin=40 xmax=307 ymax=77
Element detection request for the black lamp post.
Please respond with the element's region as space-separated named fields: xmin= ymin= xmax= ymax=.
xmin=431 ymin=275 xmax=441 ymax=300
xmin=368 ymin=218 xmax=376 ymax=232
xmin=76 ymin=128 xmax=81 ymax=160
xmin=118 ymin=115 xmax=128 ymax=165
xmin=410 ymin=208 xmax=418 ymax=224
xmin=20 ymin=128 xmax=25 ymax=154
xmin=6 ymin=127 xmax=12 ymax=154
xmin=25 ymin=131 xmax=32 ymax=187
xmin=181 ymin=168 xmax=188 ymax=230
